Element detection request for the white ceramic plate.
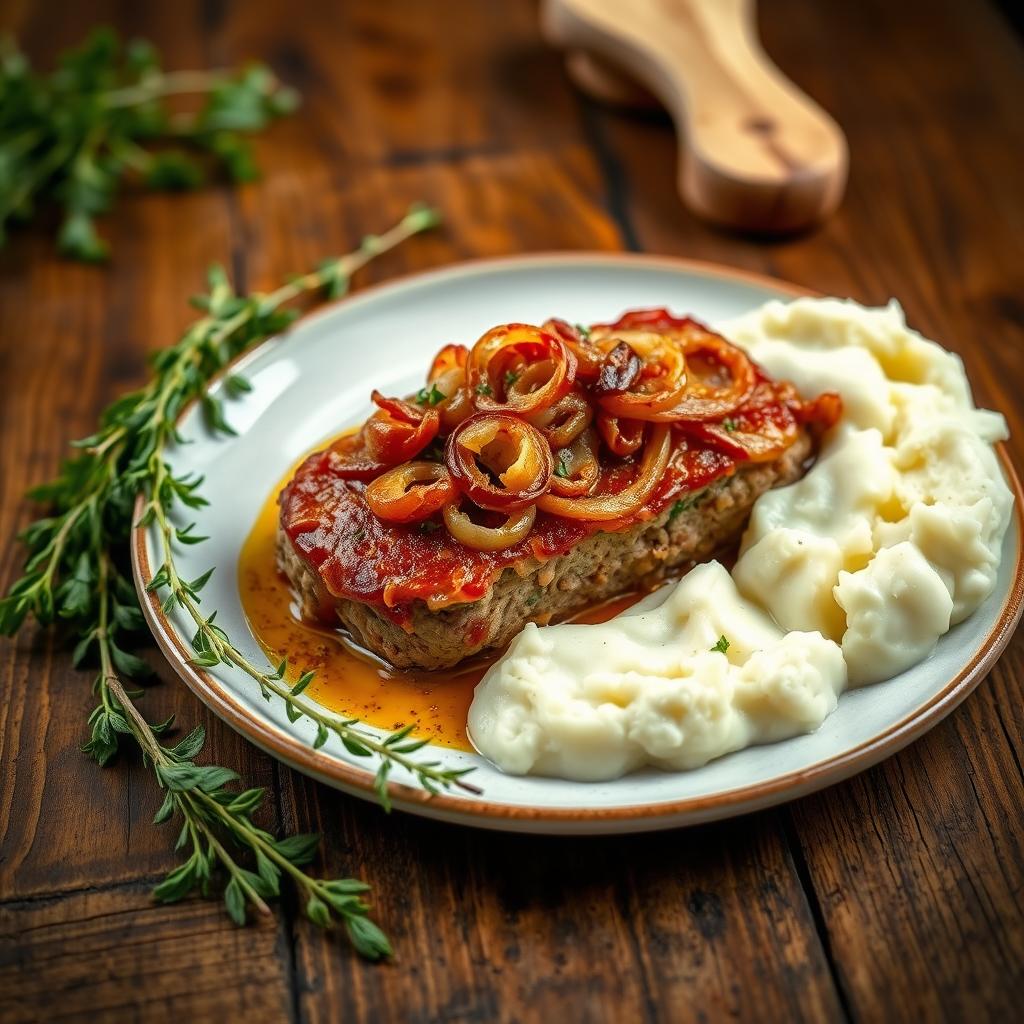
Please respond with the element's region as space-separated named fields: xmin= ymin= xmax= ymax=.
xmin=134 ymin=254 xmax=1024 ymax=835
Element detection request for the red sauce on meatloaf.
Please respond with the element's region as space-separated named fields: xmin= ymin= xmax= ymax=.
xmin=279 ymin=367 xmax=804 ymax=626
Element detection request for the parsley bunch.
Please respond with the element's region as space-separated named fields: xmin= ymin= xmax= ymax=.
xmin=0 ymin=205 xmax=478 ymax=958
xmin=0 ymin=27 xmax=298 ymax=260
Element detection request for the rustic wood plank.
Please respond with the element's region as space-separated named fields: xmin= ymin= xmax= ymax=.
xmin=0 ymin=0 xmax=282 ymax=899
xmin=788 ymin=646 xmax=1024 ymax=1021
xmin=228 ymin=0 xmax=587 ymax=163
xmin=576 ymin=0 xmax=1024 ymax=1018
xmin=287 ymin=799 xmax=842 ymax=1024
xmin=0 ymin=885 xmax=294 ymax=1023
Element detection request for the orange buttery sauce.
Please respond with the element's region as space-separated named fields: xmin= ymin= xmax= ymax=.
xmin=238 ymin=443 xmax=640 ymax=752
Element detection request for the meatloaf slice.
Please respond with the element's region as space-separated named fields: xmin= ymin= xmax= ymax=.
xmin=276 ymin=433 xmax=809 ymax=670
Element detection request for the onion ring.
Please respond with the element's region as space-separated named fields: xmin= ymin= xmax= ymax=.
xmin=363 ymin=405 xmax=440 ymax=464
xmin=426 ymin=344 xmax=475 ymax=431
xmin=445 ymin=412 xmax=553 ymax=511
xmin=443 ymin=501 xmax=537 ymax=551
xmin=654 ymin=326 xmax=757 ymax=421
xmin=371 ymin=389 xmax=426 ymax=425
xmin=469 ymin=323 xmax=576 ymax=415
xmin=538 ymin=424 xmax=671 ymax=521
xmin=596 ymin=411 xmax=645 ymax=457
xmin=365 ymin=461 xmax=456 ymax=522
xmin=542 ymin=317 xmax=603 ymax=379
xmin=528 ymin=388 xmax=593 ymax=448
xmin=594 ymin=331 xmax=688 ymax=419
xmin=592 ymin=308 xmax=700 ymax=333
xmin=428 ymin=344 xmax=469 ymax=381
xmin=549 ymin=428 xmax=601 ymax=497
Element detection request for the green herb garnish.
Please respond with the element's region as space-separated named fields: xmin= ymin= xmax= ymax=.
xmin=575 ymin=323 xmax=591 ymax=339
xmin=0 ymin=28 xmax=298 ymax=261
xmin=416 ymin=383 xmax=445 ymax=406
xmin=504 ymin=370 xmax=521 ymax=388
xmin=711 ymin=635 xmax=731 ymax=654
xmin=475 ymin=381 xmax=493 ymax=397
xmin=721 ymin=418 xmax=739 ymax=433
xmin=0 ymin=205 xmax=481 ymax=959
xmin=554 ymin=457 xmax=571 ymax=479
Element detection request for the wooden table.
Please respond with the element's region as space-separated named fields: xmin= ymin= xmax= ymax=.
xmin=2 ymin=1 xmax=1022 ymax=1020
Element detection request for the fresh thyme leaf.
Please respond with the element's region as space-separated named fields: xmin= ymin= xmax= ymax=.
xmin=416 ymin=383 xmax=445 ymax=406
xmin=0 ymin=206 xmax=482 ymax=960
xmin=711 ymin=635 xmax=731 ymax=654
xmin=575 ymin=323 xmax=591 ymax=339
xmin=346 ymin=913 xmax=393 ymax=961
xmin=475 ymin=381 xmax=492 ymax=397
xmin=272 ymin=833 xmax=321 ymax=865
xmin=0 ymin=28 xmax=297 ymax=261
xmin=721 ymin=418 xmax=739 ymax=433
xmin=290 ymin=670 xmax=316 ymax=696
xmin=504 ymin=370 xmax=520 ymax=388
xmin=554 ymin=457 xmax=570 ymax=479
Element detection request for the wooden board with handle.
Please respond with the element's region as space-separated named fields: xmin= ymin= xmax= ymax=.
xmin=542 ymin=0 xmax=848 ymax=233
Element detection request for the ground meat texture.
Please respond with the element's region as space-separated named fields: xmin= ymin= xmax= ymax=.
xmin=276 ymin=434 xmax=810 ymax=670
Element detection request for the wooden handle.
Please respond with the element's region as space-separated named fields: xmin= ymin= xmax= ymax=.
xmin=542 ymin=0 xmax=848 ymax=234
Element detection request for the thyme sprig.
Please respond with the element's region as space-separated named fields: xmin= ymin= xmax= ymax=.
xmin=0 ymin=27 xmax=298 ymax=260
xmin=0 ymin=205 xmax=471 ymax=957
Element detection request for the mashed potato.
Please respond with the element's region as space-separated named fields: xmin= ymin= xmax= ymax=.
xmin=468 ymin=299 xmax=1013 ymax=780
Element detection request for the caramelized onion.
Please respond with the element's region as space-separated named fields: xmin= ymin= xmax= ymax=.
xmin=594 ymin=330 xmax=688 ymax=419
xmin=686 ymin=419 xmax=795 ymax=463
xmin=596 ymin=411 xmax=645 ymax=457
xmin=542 ymin=317 xmax=603 ymax=379
xmin=363 ymin=406 xmax=440 ymax=464
xmin=428 ymin=344 xmax=469 ymax=381
xmin=371 ymin=389 xmax=426 ymax=425
xmin=364 ymin=462 xmax=456 ymax=522
xmin=445 ymin=412 xmax=553 ymax=511
xmin=443 ymin=501 xmax=537 ymax=551
xmin=427 ymin=344 xmax=474 ymax=431
xmin=438 ymin=386 xmax=475 ymax=432
xmin=470 ymin=323 xmax=576 ymax=415
xmin=634 ymin=325 xmax=756 ymax=422
xmin=549 ymin=428 xmax=601 ymax=497
xmin=528 ymin=389 xmax=593 ymax=448
xmin=538 ymin=424 xmax=671 ymax=521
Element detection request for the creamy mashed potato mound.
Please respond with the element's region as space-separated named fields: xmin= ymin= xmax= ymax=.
xmin=468 ymin=299 xmax=1013 ymax=780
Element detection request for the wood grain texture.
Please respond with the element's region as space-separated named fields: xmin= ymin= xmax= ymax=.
xmin=288 ymin=800 xmax=841 ymax=1024
xmin=0 ymin=886 xmax=293 ymax=1024
xmin=1 ymin=0 xmax=1022 ymax=1021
